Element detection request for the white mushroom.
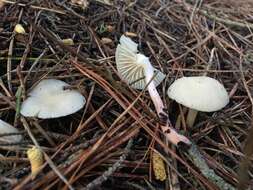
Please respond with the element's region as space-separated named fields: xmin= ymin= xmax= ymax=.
xmin=167 ymin=76 xmax=229 ymax=127
xmin=20 ymin=79 xmax=86 ymax=119
xmin=116 ymin=35 xmax=165 ymax=90
xmin=116 ymin=35 xmax=165 ymax=114
xmin=118 ymin=35 xmax=138 ymax=53
xmin=116 ymin=35 xmax=190 ymax=146
xmin=0 ymin=119 xmax=22 ymax=146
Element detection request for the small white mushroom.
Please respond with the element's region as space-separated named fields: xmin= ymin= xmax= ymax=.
xmin=20 ymin=79 xmax=86 ymax=119
xmin=167 ymin=76 xmax=229 ymax=127
xmin=0 ymin=119 xmax=22 ymax=146
xmin=115 ymin=35 xmax=190 ymax=146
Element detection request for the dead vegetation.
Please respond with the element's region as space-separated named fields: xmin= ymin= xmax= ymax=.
xmin=0 ymin=0 xmax=252 ymax=189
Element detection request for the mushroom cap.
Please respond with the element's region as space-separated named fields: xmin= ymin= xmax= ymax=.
xmin=115 ymin=35 xmax=165 ymax=90
xmin=119 ymin=35 xmax=138 ymax=53
xmin=20 ymin=79 xmax=86 ymax=119
xmin=0 ymin=119 xmax=22 ymax=144
xmin=167 ymin=76 xmax=229 ymax=112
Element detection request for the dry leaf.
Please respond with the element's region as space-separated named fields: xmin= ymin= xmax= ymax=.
xmin=101 ymin=37 xmax=113 ymax=44
xmin=106 ymin=25 xmax=115 ymax=33
xmin=93 ymin=0 xmax=113 ymax=6
xmin=71 ymin=0 xmax=89 ymax=8
xmin=14 ymin=24 xmax=26 ymax=34
xmin=62 ymin=38 xmax=74 ymax=46
xmin=124 ymin=32 xmax=137 ymax=37
xmin=0 ymin=0 xmax=5 ymax=9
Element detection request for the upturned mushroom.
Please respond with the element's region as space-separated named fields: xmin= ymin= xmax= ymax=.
xmin=116 ymin=35 xmax=190 ymax=146
xmin=116 ymin=35 xmax=166 ymax=113
xmin=20 ymin=79 xmax=86 ymax=119
xmin=0 ymin=119 xmax=22 ymax=147
xmin=167 ymin=76 xmax=229 ymax=127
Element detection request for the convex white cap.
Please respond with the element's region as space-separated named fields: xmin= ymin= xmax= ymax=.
xmin=167 ymin=76 xmax=229 ymax=112
xmin=21 ymin=79 xmax=86 ymax=119
xmin=115 ymin=35 xmax=165 ymax=90
xmin=0 ymin=119 xmax=22 ymax=145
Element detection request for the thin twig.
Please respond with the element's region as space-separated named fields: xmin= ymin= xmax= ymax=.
xmin=186 ymin=143 xmax=236 ymax=190
xmin=84 ymin=138 xmax=133 ymax=190
xmin=19 ymin=117 xmax=74 ymax=190
xmin=2 ymin=0 xmax=66 ymax=14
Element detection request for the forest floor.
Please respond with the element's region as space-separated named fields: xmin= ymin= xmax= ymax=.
xmin=0 ymin=0 xmax=253 ymax=189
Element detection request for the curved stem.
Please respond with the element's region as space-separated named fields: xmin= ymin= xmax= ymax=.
xmin=146 ymin=76 xmax=164 ymax=114
xmin=144 ymin=65 xmax=191 ymax=145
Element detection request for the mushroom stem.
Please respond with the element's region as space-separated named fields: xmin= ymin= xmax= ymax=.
xmin=144 ymin=65 xmax=191 ymax=145
xmin=160 ymin=125 xmax=191 ymax=145
xmin=186 ymin=109 xmax=198 ymax=128
xmin=146 ymin=76 xmax=164 ymax=115
xmin=144 ymin=64 xmax=165 ymax=114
